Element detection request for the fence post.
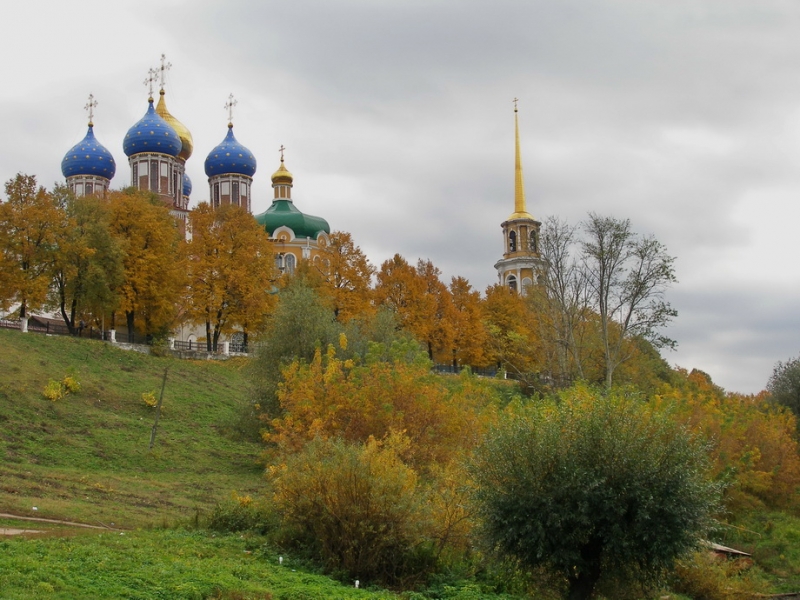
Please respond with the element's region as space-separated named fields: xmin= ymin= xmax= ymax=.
xmin=222 ymin=341 xmax=230 ymax=355
xmin=109 ymin=329 xmax=116 ymax=343
xmin=20 ymin=318 xmax=28 ymax=333
xmin=168 ymin=337 xmax=175 ymax=350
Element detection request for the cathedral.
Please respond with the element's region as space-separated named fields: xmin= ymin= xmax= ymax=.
xmin=60 ymin=55 xmax=330 ymax=274
xmin=494 ymin=101 xmax=545 ymax=293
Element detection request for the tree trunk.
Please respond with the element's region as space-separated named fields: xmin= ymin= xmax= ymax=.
xmin=205 ymin=320 xmax=212 ymax=352
xmin=567 ymin=568 xmax=601 ymax=600
xmin=126 ymin=311 xmax=135 ymax=343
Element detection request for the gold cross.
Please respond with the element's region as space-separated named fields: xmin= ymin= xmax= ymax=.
xmin=279 ymin=145 xmax=286 ymax=161
xmin=513 ymin=97 xmax=519 ymax=112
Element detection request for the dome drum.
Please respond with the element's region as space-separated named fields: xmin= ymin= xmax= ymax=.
xmin=66 ymin=174 xmax=111 ymax=198
xmin=129 ymin=152 xmax=184 ymax=206
xmin=210 ymin=174 xmax=252 ymax=212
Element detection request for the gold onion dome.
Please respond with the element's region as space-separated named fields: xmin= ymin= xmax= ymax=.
xmin=156 ymin=90 xmax=193 ymax=161
xmin=271 ymin=158 xmax=293 ymax=185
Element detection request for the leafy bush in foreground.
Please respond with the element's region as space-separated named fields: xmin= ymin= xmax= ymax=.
xmin=471 ymin=386 xmax=720 ymax=600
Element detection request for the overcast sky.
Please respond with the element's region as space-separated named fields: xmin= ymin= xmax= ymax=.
xmin=2 ymin=0 xmax=799 ymax=393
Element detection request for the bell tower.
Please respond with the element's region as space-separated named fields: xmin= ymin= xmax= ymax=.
xmin=494 ymin=99 xmax=544 ymax=293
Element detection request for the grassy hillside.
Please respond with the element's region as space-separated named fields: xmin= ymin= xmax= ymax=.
xmin=0 ymin=327 xmax=263 ymax=528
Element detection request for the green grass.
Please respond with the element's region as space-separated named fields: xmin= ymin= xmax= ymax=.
xmin=0 ymin=327 xmax=263 ymax=528
xmin=0 ymin=330 xmax=521 ymax=599
xmin=0 ymin=528 xmax=400 ymax=599
xmin=717 ymin=509 xmax=800 ymax=593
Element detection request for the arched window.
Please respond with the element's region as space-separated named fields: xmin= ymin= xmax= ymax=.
xmin=509 ymin=231 xmax=517 ymax=252
xmin=507 ymin=275 xmax=517 ymax=292
xmin=285 ymin=253 xmax=296 ymax=275
xmin=530 ymin=231 xmax=538 ymax=253
xmin=275 ymin=254 xmax=283 ymax=271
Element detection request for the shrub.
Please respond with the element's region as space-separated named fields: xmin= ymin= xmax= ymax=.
xmin=207 ymin=492 xmax=277 ymax=534
xmin=62 ymin=375 xmax=81 ymax=393
xmin=670 ymin=549 xmax=766 ymax=600
xmin=43 ymin=380 xmax=64 ymax=401
xmin=141 ymin=390 xmax=158 ymax=407
xmin=269 ymin=435 xmax=434 ymax=586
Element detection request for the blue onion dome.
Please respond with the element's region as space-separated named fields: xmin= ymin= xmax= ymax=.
xmin=204 ymin=124 xmax=257 ymax=177
xmin=182 ymin=173 xmax=192 ymax=197
xmin=61 ymin=125 xmax=116 ymax=180
xmin=123 ymin=100 xmax=182 ymax=157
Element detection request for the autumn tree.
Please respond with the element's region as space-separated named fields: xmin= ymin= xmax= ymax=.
xmin=374 ymin=254 xmax=431 ymax=338
xmin=449 ymin=276 xmax=489 ymax=368
xmin=0 ymin=174 xmax=62 ymax=318
xmin=415 ymin=259 xmax=456 ymax=362
xmin=187 ymin=203 xmax=276 ymax=351
xmin=315 ymin=230 xmax=375 ymax=322
xmin=582 ymin=213 xmax=677 ymax=387
xmin=657 ymin=368 xmax=800 ymax=510
xmin=374 ymin=255 xmax=456 ymax=362
xmin=472 ymin=386 xmax=719 ymax=600
xmin=49 ymin=188 xmax=124 ymax=334
xmin=482 ymin=283 xmax=541 ymax=385
xmin=108 ymin=189 xmax=186 ymax=341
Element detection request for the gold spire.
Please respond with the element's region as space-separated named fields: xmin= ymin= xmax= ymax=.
xmin=508 ymin=98 xmax=533 ymax=221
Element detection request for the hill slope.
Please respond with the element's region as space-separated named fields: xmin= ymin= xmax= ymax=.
xmin=0 ymin=328 xmax=263 ymax=528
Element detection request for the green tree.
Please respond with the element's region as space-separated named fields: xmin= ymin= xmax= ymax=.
xmin=767 ymin=354 xmax=800 ymax=419
xmin=0 ymin=174 xmax=62 ymax=318
xmin=249 ymin=280 xmax=340 ymax=417
xmin=471 ymin=386 xmax=719 ymax=600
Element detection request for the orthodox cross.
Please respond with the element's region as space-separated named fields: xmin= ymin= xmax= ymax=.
xmin=279 ymin=145 xmax=286 ymax=161
xmin=513 ymin=97 xmax=519 ymax=112
xmin=84 ymin=93 xmax=97 ymax=126
xmin=144 ymin=68 xmax=157 ymax=99
xmin=158 ymin=53 xmax=172 ymax=91
xmin=225 ymin=93 xmax=237 ymax=125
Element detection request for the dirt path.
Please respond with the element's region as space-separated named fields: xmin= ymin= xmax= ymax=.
xmin=0 ymin=512 xmax=116 ymax=532
xmin=0 ymin=528 xmax=44 ymax=536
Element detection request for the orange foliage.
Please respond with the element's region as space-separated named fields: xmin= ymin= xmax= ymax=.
xmin=266 ymin=341 xmax=495 ymax=469
xmin=316 ymin=231 xmax=375 ymax=322
xmin=654 ymin=369 xmax=800 ymax=510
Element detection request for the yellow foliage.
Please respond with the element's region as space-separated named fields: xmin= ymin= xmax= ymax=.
xmin=43 ymin=380 xmax=63 ymax=402
xmin=62 ymin=375 xmax=81 ymax=393
xmin=43 ymin=374 xmax=81 ymax=401
xmin=267 ymin=344 xmax=496 ymax=469
xmin=141 ymin=391 xmax=158 ymax=408
xmin=654 ymin=369 xmax=800 ymax=510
